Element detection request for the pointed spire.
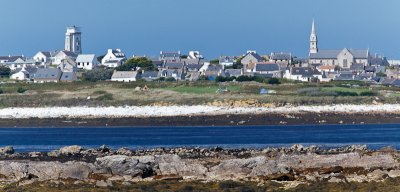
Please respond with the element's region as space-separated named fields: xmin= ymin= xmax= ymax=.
xmin=311 ymin=17 xmax=316 ymax=35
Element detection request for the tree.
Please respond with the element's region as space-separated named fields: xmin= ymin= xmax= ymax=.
xmin=376 ymin=71 xmax=387 ymax=77
xmin=267 ymin=78 xmax=281 ymax=85
xmin=116 ymin=57 xmax=156 ymax=71
xmin=210 ymin=59 xmax=220 ymax=64
xmin=82 ymin=68 xmax=113 ymax=82
xmin=0 ymin=66 xmax=11 ymax=77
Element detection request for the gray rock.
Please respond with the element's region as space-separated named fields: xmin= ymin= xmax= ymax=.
xmin=0 ymin=146 xmax=14 ymax=155
xmin=116 ymin=148 xmax=132 ymax=156
xmin=96 ymin=155 xmax=153 ymax=177
xmin=96 ymin=180 xmax=111 ymax=187
xmin=59 ymin=145 xmax=82 ymax=155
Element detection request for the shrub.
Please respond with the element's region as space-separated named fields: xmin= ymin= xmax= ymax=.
xmin=267 ymin=78 xmax=281 ymax=85
xmin=17 ymin=87 xmax=27 ymax=93
xmin=82 ymin=68 xmax=113 ymax=82
xmin=297 ymin=88 xmax=338 ymax=97
xmin=0 ymin=88 xmax=3 ymax=94
xmin=215 ymin=76 xmax=227 ymax=82
xmin=96 ymin=93 xmax=113 ymax=101
xmin=336 ymin=91 xmax=358 ymax=97
xmin=219 ymin=180 xmax=244 ymax=189
xmin=359 ymin=91 xmax=377 ymax=96
xmin=165 ymin=77 xmax=176 ymax=82
xmin=93 ymin=90 xmax=107 ymax=95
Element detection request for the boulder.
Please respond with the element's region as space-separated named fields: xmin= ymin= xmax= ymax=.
xmin=95 ymin=155 xmax=153 ymax=177
xmin=59 ymin=145 xmax=82 ymax=155
xmin=116 ymin=148 xmax=132 ymax=156
xmin=0 ymin=146 xmax=14 ymax=155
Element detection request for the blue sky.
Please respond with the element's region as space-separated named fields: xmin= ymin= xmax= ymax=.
xmin=0 ymin=0 xmax=399 ymax=59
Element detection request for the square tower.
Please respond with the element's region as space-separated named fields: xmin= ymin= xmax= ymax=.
xmin=65 ymin=26 xmax=82 ymax=54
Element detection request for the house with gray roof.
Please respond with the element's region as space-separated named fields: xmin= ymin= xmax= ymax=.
xmin=186 ymin=64 xmax=203 ymax=72
xmin=60 ymin=72 xmax=78 ymax=82
xmin=101 ymin=49 xmax=126 ymax=68
xmin=33 ymin=51 xmax=56 ymax=65
xmin=253 ymin=62 xmax=283 ymax=78
xmin=32 ymin=68 xmax=62 ymax=83
xmin=159 ymin=51 xmax=181 ymax=62
xmin=284 ymin=67 xmax=324 ymax=82
xmin=241 ymin=51 xmax=263 ymax=71
xmin=225 ymin=69 xmax=243 ymax=77
xmin=140 ymin=71 xmax=160 ymax=81
xmin=76 ymin=54 xmax=97 ymax=70
xmin=111 ymin=71 xmax=139 ymax=82
xmin=1 ymin=57 xmax=37 ymax=71
xmin=219 ymin=56 xmax=236 ymax=67
xmin=159 ymin=69 xmax=184 ymax=80
xmin=164 ymin=62 xmax=185 ymax=70
xmin=52 ymin=50 xmax=78 ymax=65
xmin=269 ymin=52 xmax=292 ymax=65
xmin=309 ymin=48 xmax=369 ymax=69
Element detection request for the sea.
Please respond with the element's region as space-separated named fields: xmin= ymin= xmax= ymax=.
xmin=2 ymin=124 xmax=400 ymax=152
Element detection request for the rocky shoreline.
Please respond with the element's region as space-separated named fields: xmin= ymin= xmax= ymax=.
xmin=1 ymin=112 xmax=400 ymax=127
xmin=0 ymin=145 xmax=400 ymax=190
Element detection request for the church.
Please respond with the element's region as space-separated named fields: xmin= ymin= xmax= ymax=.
xmin=308 ymin=18 xmax=370 ymax=69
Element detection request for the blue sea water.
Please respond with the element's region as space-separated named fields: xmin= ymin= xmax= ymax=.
xmin=1 ymin=124 xmax=400 ymax=152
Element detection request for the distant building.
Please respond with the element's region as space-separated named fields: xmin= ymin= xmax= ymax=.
xmin=159 ymin=51 xmax=181 ymax=62
xmin=33 ymin=51 xmax=55 ymax=65
xmin=52 ymin=50 xmax=78 ymax=65
xmin=308 ymin=18 xmax=369 ymax=69
xmin=76 ymin=54 xmax=97 ymax=70
xmin=65 ymin=26 xmax=82 ymax=54
xmin=33 ymin=68 xmax=63 ymax=83
xmin=101 ymin=49 xmax=126 ymax=68
xmin=219 ymin=56 xmax=236 ymax=67
xmin=269 ymin=52 xmax=292 ymax=65
xmin=111 ymin=71 xmax=139 ymax=82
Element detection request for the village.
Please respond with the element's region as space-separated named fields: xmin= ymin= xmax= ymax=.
xmin=1 ymin=19 xmax=400 ymax=87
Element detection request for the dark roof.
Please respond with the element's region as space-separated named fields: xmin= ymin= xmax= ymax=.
xmin=33 ymin=68 xmax=62 ymax=80
xmin=186 ymin=64 xmax=203 ymax=70
xmin=224 ymin=69 xmax=242 ymax=76
xmin=365 ymin=66 xmax=376 ymax=72
xmin=270 ymin=53 xmax=291 ymax=60
xmin=0 ymin=56 xmax=25 ymax=62
xmin=164 ymin=62 xmax=184 ymax=69
xmin=350 ymin=64 xmax=364 ymax=71
xmin=60 ymin=72 xmax=77 ymax=81
xmin=219 ymin=56 xmax=235 ymax=63
xmin=207 ymin=65 xmax=223 ymax=72
xmin=255 ymin=63 xmax=280 ymax=72
xmin=310 ymin=49 xmax=369 ymax=59
xmin=291 ymin=67 xmax=321 ymax=77
xmin=370 ymin=56 xmax=389 ymax=66
xmin=141 ymin=71 xmax=159 ymax=78
xmin=244 ymin=52 xmax=263 ymax=61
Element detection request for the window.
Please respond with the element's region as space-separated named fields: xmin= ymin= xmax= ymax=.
xmin=343 ymin=59 xmax=348 ymax=68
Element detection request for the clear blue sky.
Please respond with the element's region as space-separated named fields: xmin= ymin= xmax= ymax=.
xmin=0 ymin=0 xmax=399 ymax=59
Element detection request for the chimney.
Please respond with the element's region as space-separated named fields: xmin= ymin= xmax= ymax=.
xmin=107 ymin=49 xmax=113 ymax=54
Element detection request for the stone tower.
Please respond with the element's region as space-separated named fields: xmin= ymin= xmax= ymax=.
xmin=309 ymin=18 xmax=318 ymax=55
xmin=65 ymin=26 xmax=82 ymax=54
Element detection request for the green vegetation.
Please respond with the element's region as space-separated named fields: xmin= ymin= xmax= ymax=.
xmin=116 ymin=57 xmax=156 ymax=71
xmin=82 ymin=68 xmax=114 ymax=82
xmin=17 ymin=87 xmax=27 ymax=94
xmin=163 ymin=85 xmax=241 ymax=94
xmin=0 ymin=66 xmax=11 ymax=78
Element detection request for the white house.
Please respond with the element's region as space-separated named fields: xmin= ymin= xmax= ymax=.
xmin=52 ymin=51 xmax=78 ymax=65
xmin=58 ymin=57 xmax=77 ymax=72
xmin=101 ymin=49 xmax=126 ymax=68
xmin=76 ymin=54 xmax=97 ymax=70
xmin=111 ymin=71 xmax=138 ymax=82
xmin=33 ymin=51 xmax=54 ymax=65
xmin=219 ymin=56 xmax=235 ymax=67
xmin=285 ymin=67 xmax=323 ymax=82
xmin=10 ymin=68 xmax=29 ymax=81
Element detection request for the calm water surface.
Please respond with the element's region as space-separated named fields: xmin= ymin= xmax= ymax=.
xmin=1 ymin=124 xmax=399 ymax=152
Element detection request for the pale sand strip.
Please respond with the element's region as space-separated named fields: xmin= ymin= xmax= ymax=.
xmin=0 ymin=104 xmax=400 ymax=119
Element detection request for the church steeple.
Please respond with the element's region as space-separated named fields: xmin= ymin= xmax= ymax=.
xmin=310 ymin=18 xmax=318 ymax=54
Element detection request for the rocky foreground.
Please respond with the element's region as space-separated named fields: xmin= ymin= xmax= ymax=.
xmin=0 ymin=145 xmax=400 ymax=191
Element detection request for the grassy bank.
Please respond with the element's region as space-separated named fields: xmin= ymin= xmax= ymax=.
xmin=0 ymin=80 xmax=399 ymax=108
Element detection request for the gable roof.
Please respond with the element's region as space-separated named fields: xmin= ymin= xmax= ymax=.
xmin=291 ymin=67 xmax=321 ymax=77
xmin=0 ymin=56 xmax=25 ymax=62
xmin=60 ymin=72 xmax=77 ymax=81
xmin=310 ymin=49 xmax=369 ymax=59
xmin=33 ymin=68 xmax=62 ymax=80
xmin=164 ymin=62 xmax=184 ymax=69
xmin=76 ymin=54 xmax=96 ymax=63
xmin=270 ymin=52 xmax=292 ymax=60
xmin=255 ymin=63 xmax=280 ymax=72
xmin=111 ymin=71 xmax=138 ymax=79
xmin=243 ymin=52 xmax=263 ymax=61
